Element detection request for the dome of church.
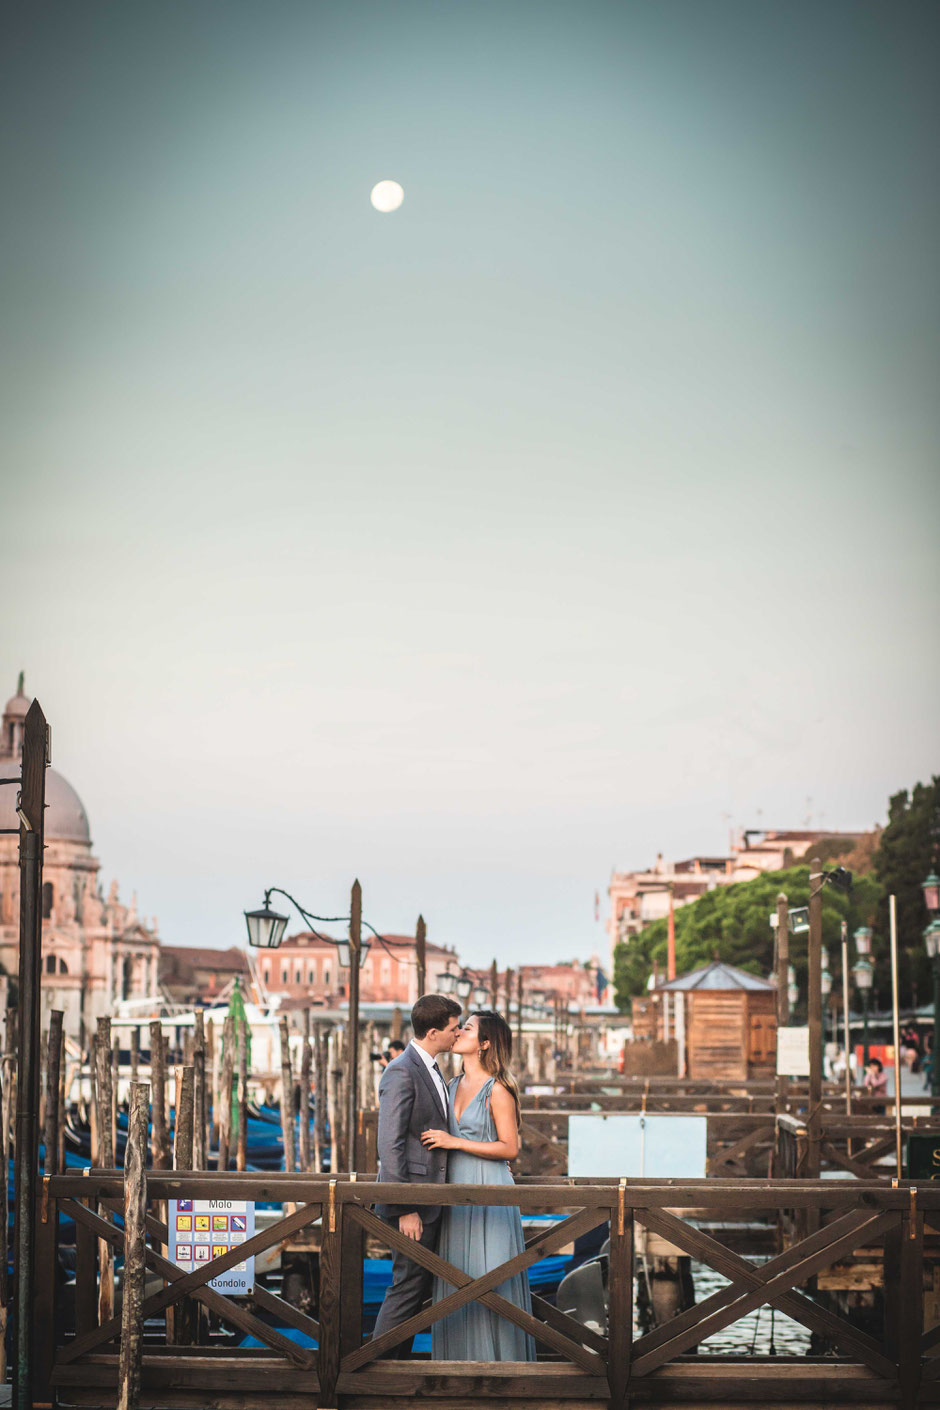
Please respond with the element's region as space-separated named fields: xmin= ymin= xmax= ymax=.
xmin=0 ymin=766 xmax=92 ymax=845
xmin=0 ymin=675 xmax=92 ymax=845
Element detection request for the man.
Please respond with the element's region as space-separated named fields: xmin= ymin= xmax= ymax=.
xmin=378 ymin=1038 xmax=406 ymax=1069
xmin=371 ymin=993 xmax=462 ymax=1355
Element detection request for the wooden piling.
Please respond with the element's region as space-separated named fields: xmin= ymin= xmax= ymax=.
xmin=117 ymin=1080 xmax=149 ymax=1410
xmin=111 ymin=1029 xmax=120 ymax=1136
xmin=43 ymin=1010 xmax=64 ymax=1176
xmin=149 ymin=1020 xmax=168 ymax=1169
xmin=279 ymin=1016 xmax=295 ymax=1173
xmin=217 ymin=1014 xmax=235 ymax=1172
xmin=299 ymin=1010 xmax=312 ymax=1171
xmin=192 ymin=1010 xmax=206 ymax=1170
xmin=236 ymin=1017 xmax=248 ymax=1173
xmin=95 ymin=1018 xmax=115 ymax=1330
xmin=130 ymin=1026 xmax=139 ymax=1084
xmin=313 ymin=1021 xmax=327 ymax=1172
xmin=170 ymin=1066 xmax=197 ymax=1346
xmin=57 ymin=1022 xmax=66 ymax=1174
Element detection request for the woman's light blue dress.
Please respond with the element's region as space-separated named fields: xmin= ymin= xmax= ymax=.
xmin=431 ymin=1076 xmax=536 ymax=1361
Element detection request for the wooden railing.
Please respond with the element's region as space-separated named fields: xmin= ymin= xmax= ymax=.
xmin=38 ymin=1170 xmax=935 ymax=1408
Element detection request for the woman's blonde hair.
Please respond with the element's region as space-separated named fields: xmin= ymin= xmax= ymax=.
xmin=471 ymin=1010 xmax=522 ymax=1129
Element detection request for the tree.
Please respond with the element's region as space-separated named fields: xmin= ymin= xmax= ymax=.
xmin=873 ymin=776 xmax=940 ymax=1007
xmin=613 ymin=864 xmax=884 ymax=1012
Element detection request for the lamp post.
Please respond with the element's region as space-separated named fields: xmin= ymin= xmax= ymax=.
xmin=456 ymin=970 xmax=473 ymax=1002
xmin=852 ymin=951 xmax=874 ymax=1069
xmin=821 ymin=950 xmax=832 ymax=1072
xmin=244 ymin=881 xmax=372 ymax=1170
xmin=924 ymin=867 xmax=940 ymax=1101
xmin=439 ymin=961 xmax=457 ymax=996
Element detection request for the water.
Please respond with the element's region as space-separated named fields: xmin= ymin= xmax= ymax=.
xmin=689 ymin=1260 xmax=810 ymax=1356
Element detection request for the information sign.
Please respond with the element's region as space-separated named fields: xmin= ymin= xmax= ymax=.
xmin=776 ymin=1026 xmax=810 ymax=1077
xmin=169 ymin=1198 xmax=255 ymax=1294
xmin=908 ymin=1133 xmax=940 ymax=1180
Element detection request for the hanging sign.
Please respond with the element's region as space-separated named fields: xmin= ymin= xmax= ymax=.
xmin=776 ymin=1025 xmax=810 ymax=1077
xmin=169 ymin=1198 xmax=255 ymax=1294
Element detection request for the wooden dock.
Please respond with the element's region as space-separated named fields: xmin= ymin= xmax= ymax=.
xmin=37 ymin=1170 xmax=935 ymax=1409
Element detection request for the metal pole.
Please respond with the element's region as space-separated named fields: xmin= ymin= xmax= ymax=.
xmin=775 ymin=893 xmax=789 ymax=1115
xmin=933 ymin=954 xmax=940 ymax=1103
xmin=13 ymin=700 xmax=47 ymax=1410
xmin=862 ymin=992 xmax=870 ymax=1068
xmin=888 ymin=894 xmax=903 ymax=1180
xmin=840 ymin=921 xmax=852 ymax=1117
xmin=806 ymin=859 xmax=823 ymax=1179
xmin=415 ymin=915 xmax=426 ymax=998
xmin=347 ymin=879 xmax=362 ymax=1171
xmin=515 ymin=970 xmax=523 ymax=1068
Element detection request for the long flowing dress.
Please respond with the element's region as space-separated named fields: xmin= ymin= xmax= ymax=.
xmin=431 ymin=1076 xmax=536 ymax=1361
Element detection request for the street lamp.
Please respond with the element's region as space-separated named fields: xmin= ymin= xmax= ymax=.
xmin=336 ymin=933 xmax=372 ymax=969
xmin=924 ymin=919 xmax=940 ymax=1100
xmin=456 ymin=970 xmax=473 ymax=1001
xmin=438 ymin=962 xmax=457 ymax=995
xmin=244 ymin=894 xmax=290 ymax=950
xmin=854 ymin=926 xmax=873 ymax=957
xmin=471 ymin=984 xmax=489 ymax=1007
xmin=923 ymin=871 xmax=940 ymax=918
xmin=853 ymin=956 xmax=874 ymax=1068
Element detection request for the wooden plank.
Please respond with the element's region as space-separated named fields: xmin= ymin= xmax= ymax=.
xmin=251 ymin=1283 xmax=320 ymax=1343
xmin=342 ymin=1202 xmax=605 ymax=1373
xmin=58 ymin=1198 xmax=322 ymax=1366
xmin=898 ymin=1211 xmax=923 ymax=1410
xmin=606 ymin=1192 xmax=631 ymax=1409
xmin=317 ymin=1182 xmax=341 ymax=1405
xmin=117 ymin=1080 xmax=149 ymax=1410
xmin=633 ymin=1206 xmax=897 ymax=1378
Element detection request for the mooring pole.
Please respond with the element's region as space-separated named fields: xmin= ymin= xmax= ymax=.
xmin=13 ymin=699 xmax=47 ymax=1410
xmin=347 ymin=880 xmax=362 ymax=1170
xmin=807 ymin=859 xmax=823 ymax=1181
xmin=415 ymin=915 xmax=426 ymax=998
xmin=775 ymin=892 xmax=789 ymax=1115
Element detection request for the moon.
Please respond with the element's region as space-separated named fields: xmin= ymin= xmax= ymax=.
xmin=370 ymin=180 xmax=404 ymax=213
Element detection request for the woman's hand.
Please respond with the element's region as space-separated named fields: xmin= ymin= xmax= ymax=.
xmin=421 ymin=1127 xmax=458 ymax=1150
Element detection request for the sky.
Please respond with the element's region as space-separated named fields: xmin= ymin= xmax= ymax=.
xmin=1 ymin=1 xmax=938 ymax=969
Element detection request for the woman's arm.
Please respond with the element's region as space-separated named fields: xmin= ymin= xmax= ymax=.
xmin=421 ymin=1082 xmax=520 ymax=1161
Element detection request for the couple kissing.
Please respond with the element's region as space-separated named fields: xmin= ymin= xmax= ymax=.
xmin=372 ymin=993 xmax=535 ymax=1361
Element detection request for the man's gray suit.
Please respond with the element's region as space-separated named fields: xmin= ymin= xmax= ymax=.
xmin=372 ymin=1044 xmax=449 ymax=1354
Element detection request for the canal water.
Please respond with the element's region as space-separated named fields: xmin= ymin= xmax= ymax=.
xmin=689 ymin=1261 xmax=811 ymax=1355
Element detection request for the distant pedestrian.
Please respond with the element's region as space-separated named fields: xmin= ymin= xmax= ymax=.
xmin=864 ymin=1057 xmax=887 ymax=1114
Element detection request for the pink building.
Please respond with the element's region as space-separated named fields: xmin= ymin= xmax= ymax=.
xmin=256 ymin=930 xmax=460 ymax=1007
xmin=0 ymin=677 xmax=161 ymax=1043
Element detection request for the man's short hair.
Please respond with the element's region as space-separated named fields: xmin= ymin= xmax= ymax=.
xmin=411 ymin=994 xmax=462 ymax=1039
xmin=387 ymin=1039 xmax=405 ymax=1054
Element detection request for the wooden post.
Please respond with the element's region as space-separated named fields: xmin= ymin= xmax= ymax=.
xmin=217 ymin=1014 xmax=235 ymax=1172
xmin=43 ymin=1010 xmax=63 ymax=1176
xmin=775 ymin=892 xmax=790 ymax=1116
xmin=57 ymin=1021 xmax=66 ymax=1175
xmin=95 ymin=1019 xmax=116 ymax=1331
xmin=347 ymin=879 xmax=362 ymax=1170
xmin=192 ymin=1010 xmax=206 ymax=1170
xmin=130 ymin=1026 xmax=139 ymax=1084
xmin=516 ymin=969 xmax=524 ymax=1069
xmin=328 ymin=1031 xmax=343 ymax=1172
xmin=111 ymin=1029 xmax=120 ymax=1141
xmin=171 ymin=1067 xmax=197 ymax=1346
xmin=237 ymin=1017 xmax=249 ymax=1173
xmin=318 ymin=1181 xmax=341 ymax=1405
xmin=314 ymin=1022 xmax=327 ymax=1172
xmin=299 ymin=1010 xmax=312 ymax=1171
xmin=889 ymin=894 xmax=903 ymax=1180
xmin=279 ymin=1016 xmax=295 ymax=1173
xmin=0 ymin=1007 xmax=14 ymax=1383
xmin=807 ymin=860 xmax=823 ymax=1180
xmin=504 ymin=967 xmax=513 ymax=1019
xmin=490 ymin=958 xmax=499 ymax=1007
xmin=117 ymin=1081 xmax=149 ymax=1410
xmin=149 ymin=1020 xmax=168 ymax=1168
xmin=415 ymin=914 xmax=427 ymax=996
xmin=13 ymin=701 xmax=46 ymax=1410
xmin=607 ymin=1184 xmax=633 ymax=1409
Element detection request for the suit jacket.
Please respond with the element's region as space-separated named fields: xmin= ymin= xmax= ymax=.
xmin=374 ymin=1043 xmax=449 ymax=1221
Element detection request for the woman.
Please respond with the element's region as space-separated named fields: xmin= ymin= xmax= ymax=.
xmin=421 ymin=1010 xmax=536 ymax=1361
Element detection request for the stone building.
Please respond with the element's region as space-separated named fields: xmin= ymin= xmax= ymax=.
xmin=256 ymin=930 xmax=460 ymax=1007
xmin=0 ymin=676 xmax=161 ymax=1043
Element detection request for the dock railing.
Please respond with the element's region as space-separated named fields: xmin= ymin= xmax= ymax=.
xmin=38 ymin=1170 xmax=934 ymax=1409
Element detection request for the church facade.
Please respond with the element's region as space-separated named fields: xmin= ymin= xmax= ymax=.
xmin=0 ymin=677 xmax=161 ymax=1044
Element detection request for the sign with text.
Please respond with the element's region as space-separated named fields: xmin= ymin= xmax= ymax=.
xmin=567 ymin=1114 xmax=707 ymax=1178
xmin=169 ymin=1198 xmax=255 ymax=1295
xmin=777 ymin=1026 xmax=810 ymax=1077
xmin=908 ymin=1133 xmax=940 ymax=1180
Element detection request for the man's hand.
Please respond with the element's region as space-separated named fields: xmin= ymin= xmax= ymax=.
xmin=399 ymin=1212 xmax=423 ymax=1241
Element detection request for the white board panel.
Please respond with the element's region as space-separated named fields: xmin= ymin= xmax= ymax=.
xmin=567 ymin=1113 xmax=708 ymax=1179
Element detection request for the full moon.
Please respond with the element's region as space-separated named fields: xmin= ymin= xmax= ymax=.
xmin=370 ymin=180 xmax=404 ymax=213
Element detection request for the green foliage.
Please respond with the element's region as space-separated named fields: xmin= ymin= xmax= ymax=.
xmin=613 ymin=864 xmax=885 ymax=1012
xmin=873 ymin=776 xmax=940 ymax=1007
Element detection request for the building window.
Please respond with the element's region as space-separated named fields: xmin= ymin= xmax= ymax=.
xmin=58 ymin=957 xmax=68 ymax=974
xmin=42 ymin=882 xmax=54 ymax=919
xmin=45 ymin=954 xmax=56 ymax=973
xmin=122 ymin=957 xmax=133 ymax=1000
xmin=308 ymin=968 xmax=315 ymax=984
xmin=262 ymin=962 xmax=271 ymax=982
xmin=295 ymin=967 xmax=302 ymax=985
xmin=323 ymin=966 xmax=330 ymax=987
xmin=281 ymin=964 xmax=289 ymax=985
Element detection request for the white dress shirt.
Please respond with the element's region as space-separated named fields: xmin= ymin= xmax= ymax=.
xmin=410 ymin=1039 xmax=449 ymax=1118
